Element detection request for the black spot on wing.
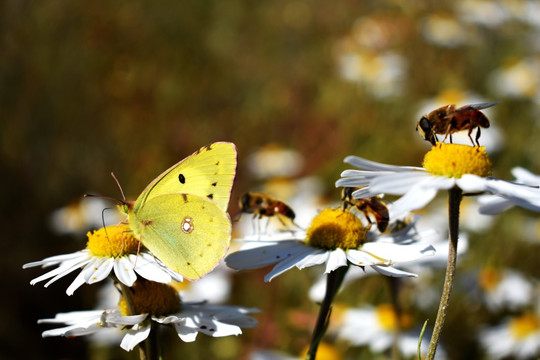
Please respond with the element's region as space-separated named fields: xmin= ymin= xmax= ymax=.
xmin=178 ymin=174 xmax=186 ymax=184
xmin=212 ymin=182 xmax=217 ymax=187
xmin=207 ymin=193 xmax=214 ymax=200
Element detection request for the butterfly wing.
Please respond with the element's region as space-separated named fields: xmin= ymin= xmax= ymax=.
xmin=133 ymin=142 xmax=237 ymax=213
xmin=129 ymin=193 xmax=231 ymax=280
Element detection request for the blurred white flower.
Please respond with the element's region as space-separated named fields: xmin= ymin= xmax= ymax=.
xmin=246 ymin=144 xmax=304 ymax=180
xmin=336 ymin=304 xmax=446 ymax=359
xmin=457 ymin=0 xmax=511 ymax=27
xmin=49 ymin=196 xmax=121 ymax=236
xmin=476 ymin=267 xmax=534 ymax=311
xmin=489 ymin=58 xmax=540 ymax=99
xmin=421 ymin=13 xmax=473 ymax=47
xmin=480 ymin=312 xmax=540 ymax=359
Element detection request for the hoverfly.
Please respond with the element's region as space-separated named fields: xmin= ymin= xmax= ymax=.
xmin=341 ymin=187 xmax=389 ymax=232
xmin=416 ymin=101 xmax=498 ymax=146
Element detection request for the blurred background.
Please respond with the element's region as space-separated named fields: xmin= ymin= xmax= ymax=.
xmin=4 ymin=0 xmax=540 ymax=359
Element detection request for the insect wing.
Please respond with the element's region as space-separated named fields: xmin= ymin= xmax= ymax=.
xmin=135 ymin=193 xmax=231 ymax=280
xmin=133 ymin=142 xmax=237 ymax=213
xmin=454 ymin=101 xmax=499 ymax=113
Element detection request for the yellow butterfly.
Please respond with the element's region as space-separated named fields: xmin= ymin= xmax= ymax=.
xmin=119 ymin=142 xmax=237 ymax=280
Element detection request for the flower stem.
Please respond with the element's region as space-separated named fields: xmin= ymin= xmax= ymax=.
xmin=426 ymin=187 xmax=462 ymax=359
xmin=118 ymin=282 xmax=160 ymax=360
xmin=305 ymin=265 xmax=349 ymax=360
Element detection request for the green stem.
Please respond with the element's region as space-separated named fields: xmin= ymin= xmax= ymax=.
xmin=426 ymin=187 xmax=462 ymax=359
xmin=305 ymin=265 xmax=349 ymax=360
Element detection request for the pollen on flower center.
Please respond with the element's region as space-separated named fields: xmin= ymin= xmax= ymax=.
xmin=423 ymin=142 xmax=492 ymax=178
xmin=376 ymin=304 xmax=413 ymax=331
xmin=86 ymin=225 xmax=139 ymax=257
xmin=305 ymin=208 xmax=366 ymax=250
xmin=119 ymin=280 xmax=181 ymax=316
xmin=509 ymin=313 xmax=540 ymax=339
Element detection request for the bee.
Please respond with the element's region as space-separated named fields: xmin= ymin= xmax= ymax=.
xmin=236 ymin=192 xmax=297 ymax=228
xmin=341 ymin=187 xmax=389 ymax=232
xmin=416 ymin=101 xmax=499 ymax=147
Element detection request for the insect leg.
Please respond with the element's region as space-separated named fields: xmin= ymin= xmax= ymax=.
xmin=474 ymin=127 xmax=481 ymax=147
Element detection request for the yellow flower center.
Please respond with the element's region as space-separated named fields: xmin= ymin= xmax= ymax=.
xmin=376 ymin=304 xmax=413 ymax=331
xmin=509 ymin=313 xmax=540 ymax=339
xmin=86 ymin=225 xmax=140 ymax=257
xmin=119 ymin=280 xmax=181 ymax=316
xmin=478 ymin=267 xmax=500 ymax=291
xmin=305 ymin=209 xmax=366 ymax=250
xmin=299 ymin=342 xmax=342 ymax=360
xmin=423 ymin=142 xmax=492 ymax=178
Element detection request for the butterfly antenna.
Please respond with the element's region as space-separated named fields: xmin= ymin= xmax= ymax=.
xmin=101 ymin=207 xmax=109 ymax=230
xmin=111 ymin=172 xmax=126 ymax=202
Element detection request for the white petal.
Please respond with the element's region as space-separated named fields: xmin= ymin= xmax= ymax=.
xmin=350 ymin=187 xmax=380 ymax=198
xmin=101 ymin=310 xmax=148 ymax=326
xmin=133 ymin=253 xmax=173 ymax=283
xmin=42 ymin=323 xmax=101 ymax=338
xmin=362 ymin=242 xmax=436 ymax=262
xmin=325 ymin=248 xmax=348 ymax=273
xmin=371 ymin=265 xmax=418 ymax=277
xmin=23 ymin=251 xmax=88 ymax=269
xmin=66 ymin=272 xmax=88 ymax=296
xmin=336 ymin=172 xmax=373 ymax=188
xmin=484 ymin=178 xmax=540 ymax=212
xmin=477 ymin=195 xmax=514 ymax=215
xmin=456 ymin=174 xmax=489 ymax=192
xmin=29 ymin=255 xmax=91 ymax=286
xmin=81 ymin=257 xmax=114 ymax=284
xmin=369 ymin=172 xmax=432 ymax=195
xmin=388 ymin=185 xmax=439 ymax=219
xmin=38 ymin=310 xmax=104 ymax=325
xmin=204 ymin=321 xmax=243 ymax=337
xmin=120 ymin=325 xmax=151 ymax=351
xmin=174 ymin=322 xmax=199 ymax=342
xmin=294 ymin=250 xmax=329 ymax=270
xmin=113 ymin=256 xmax=137 ymax=286
xmin=512 ymin=167 xmax=540 ymax=185
xmin=264 ymin=247 xmax=324 ymax=282
xmin=346 ymin=249 xmax=389 ymax=265
xmin=226 ymin=240 xmax=309 ymax=271
xmin=343 ymin=156 xmax=423 ymax=172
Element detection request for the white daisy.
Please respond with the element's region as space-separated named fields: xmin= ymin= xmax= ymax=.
xmin=335 ymin=304 xmax=446 ymax=359
xmin=479 ymin=167 xmax=540 ymax=214
xmin=23 ymin=225 xmax=182 ymax=295
xmin=226 ymin=208 xmax=436 ymax=282
xmin=475 ymin=267 xmax=534 ymax=311
xmin=308 ymin=214 xmax=453 ymax=302
xmin=480 ymin=312 xmax=540 ymax=359
xmin=39 ymin=280 xmax=259 ymax=351
xmin=336 ymin=143 xmax=540 ymax=219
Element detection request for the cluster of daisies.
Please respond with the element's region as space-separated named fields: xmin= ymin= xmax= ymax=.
xmin=25 ymin=140 xmax=540 ymax=359
xmin=24 ymin=224 xmax=258 ymax=353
